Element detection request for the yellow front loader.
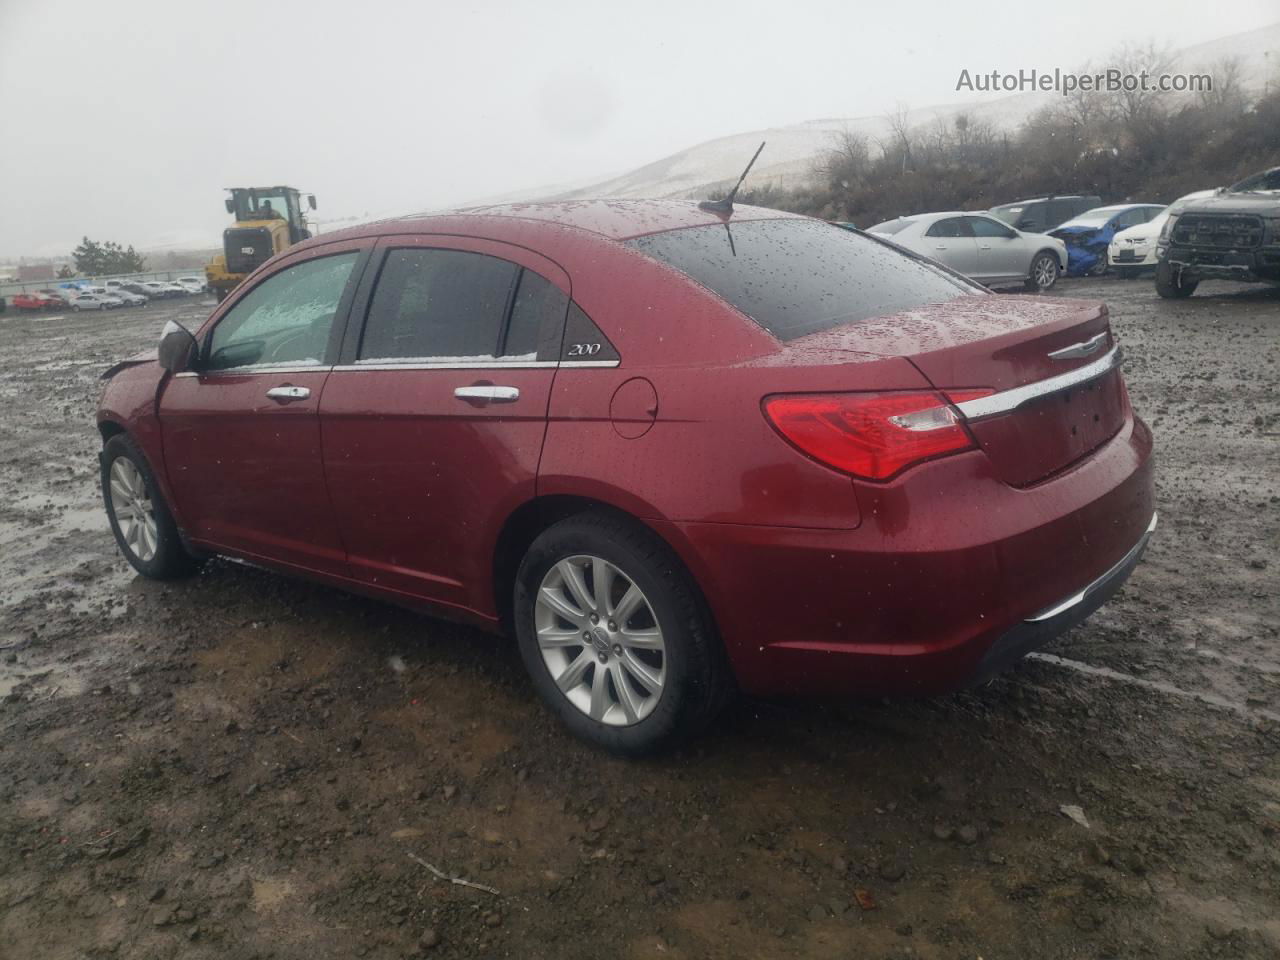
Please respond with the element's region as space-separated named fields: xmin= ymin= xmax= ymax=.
xmin=205 ymin=186 xmax=316 ymax=301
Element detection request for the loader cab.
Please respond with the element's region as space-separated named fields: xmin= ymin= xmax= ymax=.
xmin=221 ymin=186 xmax=316 ymax=275
xmin=225 ymin=187 xmax=314 ymax=244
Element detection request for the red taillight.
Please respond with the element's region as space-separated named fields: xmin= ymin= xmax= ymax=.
xmin=762 ymin=391 xmax=983 ymax=481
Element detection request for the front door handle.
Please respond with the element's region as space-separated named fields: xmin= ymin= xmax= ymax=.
xmin=454 ymin=385 xmax=519 ymax=403
xmin=979 ymin=244 xmax=992 ymax=250
xmin=266 ymin=385 xmax=311 ymax=402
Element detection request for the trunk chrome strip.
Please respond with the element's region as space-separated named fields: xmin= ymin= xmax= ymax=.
xmin=1025 ymin=512 xmax=1157 ymax=623
xmin=1047 ymin=331 xmax=1107 ymax=360
xmin=954 ymin=345 xmax=1123 ymax=421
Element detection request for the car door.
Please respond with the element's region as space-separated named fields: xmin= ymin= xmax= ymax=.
xmin=922 ymin=217 xmax=980 ymax=276
xmin=967 ymin=215 xmax=1027 ymax=281
xmin=319 ymin=236 xmax=571 ymax=617
xmin=157 ymin=239 xmax=370 ymax=575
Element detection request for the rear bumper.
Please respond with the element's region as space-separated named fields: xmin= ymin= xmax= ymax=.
xmin=970 ymin=511 xmax=1155 ymax=683
xmin=657 ymin=414 xmax=1155 ymax=697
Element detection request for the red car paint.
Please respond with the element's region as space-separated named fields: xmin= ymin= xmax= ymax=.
xmin=97 ymin=200 xmax=1155 ymax=697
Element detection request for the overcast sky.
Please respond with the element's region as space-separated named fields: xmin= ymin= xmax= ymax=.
xmin=1 ymin=0 xmax=1276 ymax=258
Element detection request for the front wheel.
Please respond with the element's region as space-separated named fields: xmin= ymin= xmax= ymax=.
xmin=513 ymin=512 xmax=732 ymax=755
xmin=1025 ymin=252 xmax=1059 ymax=292
xmin=101 ymin=435 xmax=202 ymax=579
xmin=1155 ymin=261 xmax=1198 ymax=299
xmin=73 ymin=305 xmax=81 ymax=312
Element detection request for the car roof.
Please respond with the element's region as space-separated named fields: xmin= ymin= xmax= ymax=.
xmin=312 ymin=199 xmax=804 ymax=246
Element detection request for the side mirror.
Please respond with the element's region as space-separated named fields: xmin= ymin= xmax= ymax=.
xmin=225 ymin=197 xmax=235 ymax=215
xmin=308 ymin=195 xmax=317 ymax=210
xmin=158 ymin=320 xmax=198 ymax=373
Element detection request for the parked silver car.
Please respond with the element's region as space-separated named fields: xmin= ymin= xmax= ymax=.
xmin=70 ymin=293 xmax=123 ymax=311
xmin=868 ymin=212 xmax=1068 ymax=291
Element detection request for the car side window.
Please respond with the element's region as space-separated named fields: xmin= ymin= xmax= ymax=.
xmin=503 ymin=269 xmax=569 ymax=361
xmin=359 ymin=249 xmax=519 ymax=361
xmin=967 ymin=216 xmax=1017 ymax=239
xmin=925 ymin=218 xmax=971 ymax=239
xmin=206 ymin=252 xmax=359 ymax=371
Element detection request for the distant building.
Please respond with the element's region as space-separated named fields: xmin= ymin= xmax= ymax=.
xmin=18 ymin=263 xmax=55 ymax=282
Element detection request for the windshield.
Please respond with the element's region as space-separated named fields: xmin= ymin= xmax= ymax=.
xmin=1229 ymin=168 xmax=1280 ymax=193
xmin=627 ymin=218 xmax=976 ymax=342
xmin=1061 ymin=209 xmax=1120 ymax=228
xmin=231 ymin=190 xmax=293 ymax=221
xmin=989 ymin=203 xmax=1028 ymax=225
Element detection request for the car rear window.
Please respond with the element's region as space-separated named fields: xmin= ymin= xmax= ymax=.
xmin=867 ymin=218 xmax=916 ymax=235
xmin=626 ymin=218 xmax=975 ymax=341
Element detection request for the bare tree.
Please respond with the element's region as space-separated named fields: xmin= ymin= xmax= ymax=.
xmin=816 ymin=126 xmax=871 ymax=192
xmin=1197 ymin=55 xmax=1248 ymax=113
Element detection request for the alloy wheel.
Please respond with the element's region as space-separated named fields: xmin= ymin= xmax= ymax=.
xmin=534 ymin=555 xmax=666 ymax=726
xmin=1033 ymin=255 xmax=1057 ymax=288
xmin=109 ymin=458 xmax=158 ymax=562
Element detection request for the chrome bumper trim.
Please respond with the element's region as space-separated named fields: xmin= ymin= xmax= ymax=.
xmin=955 ymin=344 xmax=1123 ymax=421
xmin=1025 ymin=511 xmax=1157 ymax=623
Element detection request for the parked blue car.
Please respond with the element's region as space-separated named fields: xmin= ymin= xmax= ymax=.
xmin=1050 ymin=204 xmax=1165 ymax=276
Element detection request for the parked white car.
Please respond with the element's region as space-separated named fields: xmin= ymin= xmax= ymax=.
xmin=1108 ymin=189 xmax=1218 ymax=277
xmin=71 ymin=293 xmax=123 ymax=311
xmin=175 ymin=276 xmax=207 ymax=294
xmin=141 ymin=281 xmax=181 ymax=299
xmin=867 ymin=212 xmax=1068 ymax=291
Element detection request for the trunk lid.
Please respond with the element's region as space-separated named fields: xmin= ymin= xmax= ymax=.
xmin=790 ymin=295 xmax=1126 ymax=487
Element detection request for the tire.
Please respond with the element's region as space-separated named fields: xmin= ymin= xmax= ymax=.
xmin=101 ymin=434 xmax=202 ymax=579
xmin=73 ymin=305 xmax=81 ymax=312
xmin=513 ymin=512 xmax=732 ymax=755
xmin=1155 ymin=261 xmax=1198 ymax=299
xmin=1025 ymin=252 xmax=1059 ymax=292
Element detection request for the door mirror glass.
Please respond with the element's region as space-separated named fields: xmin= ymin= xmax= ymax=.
xmin=225 ymin=197 xmax=235 ymax=215
xmin=308 ymin=194 xmax=317 ymax=210
xmin=158 ymin=320 xmax=198 ymax=373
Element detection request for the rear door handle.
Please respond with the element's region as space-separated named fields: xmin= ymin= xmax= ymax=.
xmin=266 ymin=385 xmax=311 ymax=402
xmin=454 ymin=385 xmax=519 ymax=403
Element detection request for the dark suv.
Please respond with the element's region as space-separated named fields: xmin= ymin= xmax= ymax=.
xmin=1155 ymin=167 xmax=1280 ymax=298
xmin=990 ymin=194 xmax=1102 ymax=234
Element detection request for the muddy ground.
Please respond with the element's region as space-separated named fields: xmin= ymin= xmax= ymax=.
xmin=0 ymin=278 xmax=1277 ymax=960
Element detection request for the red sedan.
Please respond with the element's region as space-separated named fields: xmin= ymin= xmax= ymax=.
xmin=12 ymin=292 xmax=61 ymax=310
xmin=96 ymin=200 xmax=1155 ymax=753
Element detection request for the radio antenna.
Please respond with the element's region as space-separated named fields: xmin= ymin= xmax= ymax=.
xmin=698 ymin=141 xmax=766 ymax=215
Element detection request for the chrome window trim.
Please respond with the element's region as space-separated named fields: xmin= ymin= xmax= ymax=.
xmin=329 ymin=359 xmax=620 ymax=372
xmin=174 ymin=359 xmax=622 ymax=378
xmin=174 ymin=364 xmax=330 ymax=379
xmin=954 ymin=345 xmax=1123 ymax=421
xmin=1025 ymin=512 xmax=1157 ymax=622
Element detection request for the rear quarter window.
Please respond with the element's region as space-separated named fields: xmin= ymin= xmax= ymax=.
xmin=627 ymin=218 xmax=975 ymax=342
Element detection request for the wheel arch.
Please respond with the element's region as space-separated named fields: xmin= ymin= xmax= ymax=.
xmin=98 ymin=419 xmax=127 ymax=443
xmin=491 ymin=495 xmax=718 ymax=643
xmin=1035 ymin=247 xmax=1065 ymax=271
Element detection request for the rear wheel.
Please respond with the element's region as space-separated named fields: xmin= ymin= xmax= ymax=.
xmin=1156 ymin=262 xmax=1198 ymax=298
xmin=513 ymin=512 xmax=731 ymax=755
xmin=102 ymin=434 xmax=202 ymax=579
xmin=1025 ymin=252 xmax=1059 ymax=292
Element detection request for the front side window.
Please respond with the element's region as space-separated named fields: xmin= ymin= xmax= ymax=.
xmin=968 ymin=216 xmax=1016 ymax=239
xmin=627 ymin=218 xmax=976 ymax=342
xmin=206 ymin=251 xmax=358 ymax=370
xmin=359 ymin=249 xmax=519 ymax=361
